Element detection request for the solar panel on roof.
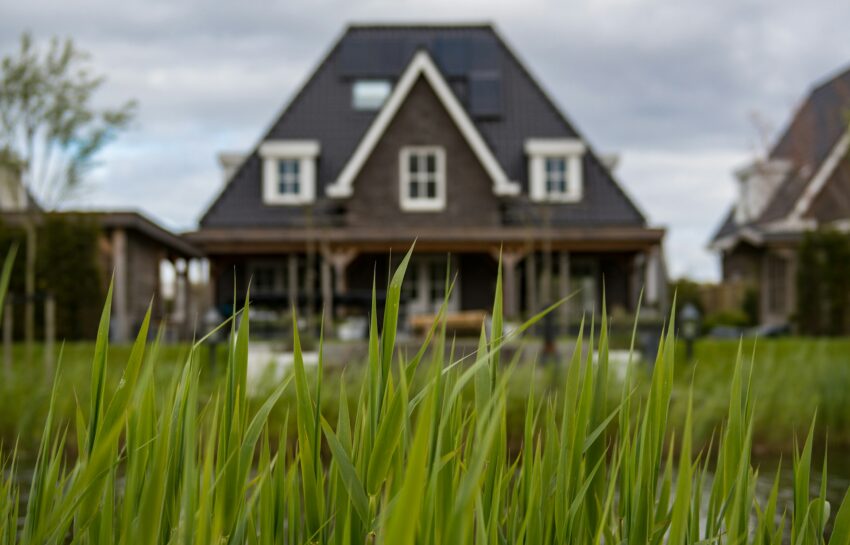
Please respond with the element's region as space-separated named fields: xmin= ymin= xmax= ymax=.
xmin=469 ymin=71 xmax=502 ymax=118
xmin=471 ymin=38 xmax=500 ymax=72
xmin=434 ymin=38 xmax=471 ymax=76
xmin=338 ymin=38 xmax=408 ymax=77
xmin=469 ymin=76 xmax=501 ymax=118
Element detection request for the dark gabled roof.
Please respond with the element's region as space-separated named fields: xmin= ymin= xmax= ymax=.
xmin=201 ymin=23 xmax=646 ymax=229
xmin=711 ymin=64 xmax=850 ymax=245
xmin=709 ymin=207 xmax=738 ymax=243
xmin=770 ymin=64 xmax=850 ymax=167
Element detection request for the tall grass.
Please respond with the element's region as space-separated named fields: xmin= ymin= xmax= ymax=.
xmin=1 ymin=246 xmax=850 ymax=544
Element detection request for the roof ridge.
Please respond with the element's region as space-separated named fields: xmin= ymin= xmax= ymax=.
xmin=346 ymin=22 xmax=495 ymax=31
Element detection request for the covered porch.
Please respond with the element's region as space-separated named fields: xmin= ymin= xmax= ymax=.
xmin=191 ymin=225 xmax=666 ymax=338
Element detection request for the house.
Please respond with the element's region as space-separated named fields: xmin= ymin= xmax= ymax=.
xmin=1 ymin=159 xmax=202 ymax=341
xmin=710 ymin=64 xmax=850 ymax=326
xmin=188 ymin=24 xmax=667 ymax=334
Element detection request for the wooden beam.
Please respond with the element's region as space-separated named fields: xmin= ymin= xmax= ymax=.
xmin=558 ymin=251 xmax=570 ymax=329
xmin=321 ymin=257 xmax=333 ymax=335
xmin=500 ymin=250 xmax=525 ymax=319
xmin=287 ymin=254 xmax=299 ymax=312
xmin=525 ymin=251 xmax=537 ymax=317
xmin=112 ymin=228 xmax=130 ymax=342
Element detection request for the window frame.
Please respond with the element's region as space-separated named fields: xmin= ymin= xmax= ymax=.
xmin=399 ymin=146 xmax=447 ymax=212
xmin=352 ymin=79 xmax=392 ymax=111
xmin=525 ymin=139 xmax=585 ymax=203
xmin=259 ymin=140 xmax=320 ymax=205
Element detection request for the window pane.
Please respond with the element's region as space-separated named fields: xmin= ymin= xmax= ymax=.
xmin=292 ymin=181 xmax=300 ymax=194
xmin=352 ymin=80 xmax=392 ymax=110
xmin=409 ymin=154 xmax=419 ymax=174
xmin=426 ymin=153 xmax=436 ymax=173
xmin=546 ymin=157 xmax=566 ymax=176
xmin=292 ymin=160 xmax=299 ymax=174
xmin=426 ymin=180 xmax=436 ymax=198
xmin=279 ymin=159 xmax=294 ymax=174
xmin=409 ymin=181 xmax=418 ymax=198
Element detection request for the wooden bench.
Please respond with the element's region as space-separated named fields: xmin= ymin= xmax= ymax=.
xmin=409 ymin=310 xmax=489 ymax=336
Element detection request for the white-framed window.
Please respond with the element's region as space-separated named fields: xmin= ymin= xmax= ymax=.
xmin=277 ymin=159 xmax=301 ymax=196
xmin=259 ymin=140 xmax=320 ymax=205
xmin=544 ymin=157 xmax=569 ymax=198
xmin=524 ymin=139 xmax=585 ymax=203
xmin=352 ymin=80 xmax=392 ymax=110
xmin=399 ymin=146 xmax=446 ymax=211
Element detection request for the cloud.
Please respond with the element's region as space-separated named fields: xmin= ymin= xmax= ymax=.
xmin=3 ymin=0 xmax=850 ymax=281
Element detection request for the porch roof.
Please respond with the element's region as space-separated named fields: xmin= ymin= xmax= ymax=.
xmin=186 ymin=225 xmax=665 ymax=254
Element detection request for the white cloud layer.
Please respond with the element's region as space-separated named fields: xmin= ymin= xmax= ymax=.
xmin=3 ymin=0 xmax=850 ymax=280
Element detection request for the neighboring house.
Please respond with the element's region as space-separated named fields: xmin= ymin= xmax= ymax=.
xmin=710 ymin=64 xmax=850 ymax=326
xmin=0 ymin=162 xmax=201 ymax=341
xmin=188 ymin=24 xmax=667 ymax=333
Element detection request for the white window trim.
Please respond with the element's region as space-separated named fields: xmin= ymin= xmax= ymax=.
xmin=259 ymin=140 xmax=320 ymax=205
xmin=399 ymin=146 xmax=446 ymax=212
xmin=524 ymin=138 xmax=585 ymax=203
xmin=326 ymin=51 xmax=520 ymax=198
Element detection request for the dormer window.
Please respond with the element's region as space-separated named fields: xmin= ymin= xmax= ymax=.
xmin=352 ymin=80 xmax=391 ymax=110
xmin=544 ymin=157 xmax=569 ymax=198
xmin=399 ymin=146 xmax=446 ymax=211
xmin=259 ymin=140 xmax=320 ymax=205
xmin=525 ymin=139 xmax=586 ymax=203
xmin=277 ymin=159 xmax=301 ymax=196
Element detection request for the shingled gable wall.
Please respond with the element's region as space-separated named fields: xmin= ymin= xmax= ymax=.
xmin=345 ymin=75 xmax=502 ymax=228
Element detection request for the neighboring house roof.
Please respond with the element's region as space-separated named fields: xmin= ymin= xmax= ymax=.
xmin=0 ymin=209 xmax=201 ymax=258
xmin=200 ymin=23 xmax=646 ymax=229
xmin=711 ymin=63 xmax=850 ymax=247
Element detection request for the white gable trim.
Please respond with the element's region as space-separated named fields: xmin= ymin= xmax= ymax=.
xmin=789 ymin=130 xmax=850 ymax=221
xmin=325 ymin=50 xmax=520 ymax=198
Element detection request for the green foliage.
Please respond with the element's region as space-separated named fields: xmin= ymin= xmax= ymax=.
xmin=796 ymin=229 xmax=850 ymax=336
xmin=0 ymin=213 xmax=102 ymax=339
xmin=0 ymin=245 xmax=849 ymax=544
xmin=0 ymin=32 xmax=136 ymax=206
xmin=703 ymin=308 xmax=752 ymax=331
xmin=37 ymin=214 xmax=103 ymax=338
xmin=669 ymin=277 xmax=704 ymax=316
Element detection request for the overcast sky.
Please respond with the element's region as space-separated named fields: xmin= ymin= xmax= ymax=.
xmin=3 ymin=0 xmax=850 ymax=280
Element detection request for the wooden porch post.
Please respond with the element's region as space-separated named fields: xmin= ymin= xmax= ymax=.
xmin=525 ymin=251 xmax=537 ymax=317
xmin=629 ymin=253 xmax=643 ymax=313
xmin=558 ymin=251 xmax=571 ymax=330
xmin=493 ymin=249 xmax=525 ymax=320
xmin=112 ymin=228 xmax=129 ymax=342
xmin=322 ymin=248 xmax=358 ymax=318
xmin=44 ymin=295 xmax=55 ymax=373
xmin=287 ymin=254 xmax=299 ymax=313
xmin=175 ymin=258 xmax=190 ymax=340
xmin=541 ymin=245 xmax=553 ymax=306
xmin=320 ymin=257 xmax=333 ymax=335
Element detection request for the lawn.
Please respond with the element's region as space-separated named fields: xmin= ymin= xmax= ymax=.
xmin=3 ymin=336 xmax=850 ymax=460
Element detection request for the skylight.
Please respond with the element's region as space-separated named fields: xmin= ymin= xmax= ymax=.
xmin=352 ymin=80 xmax=391 ymax=110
